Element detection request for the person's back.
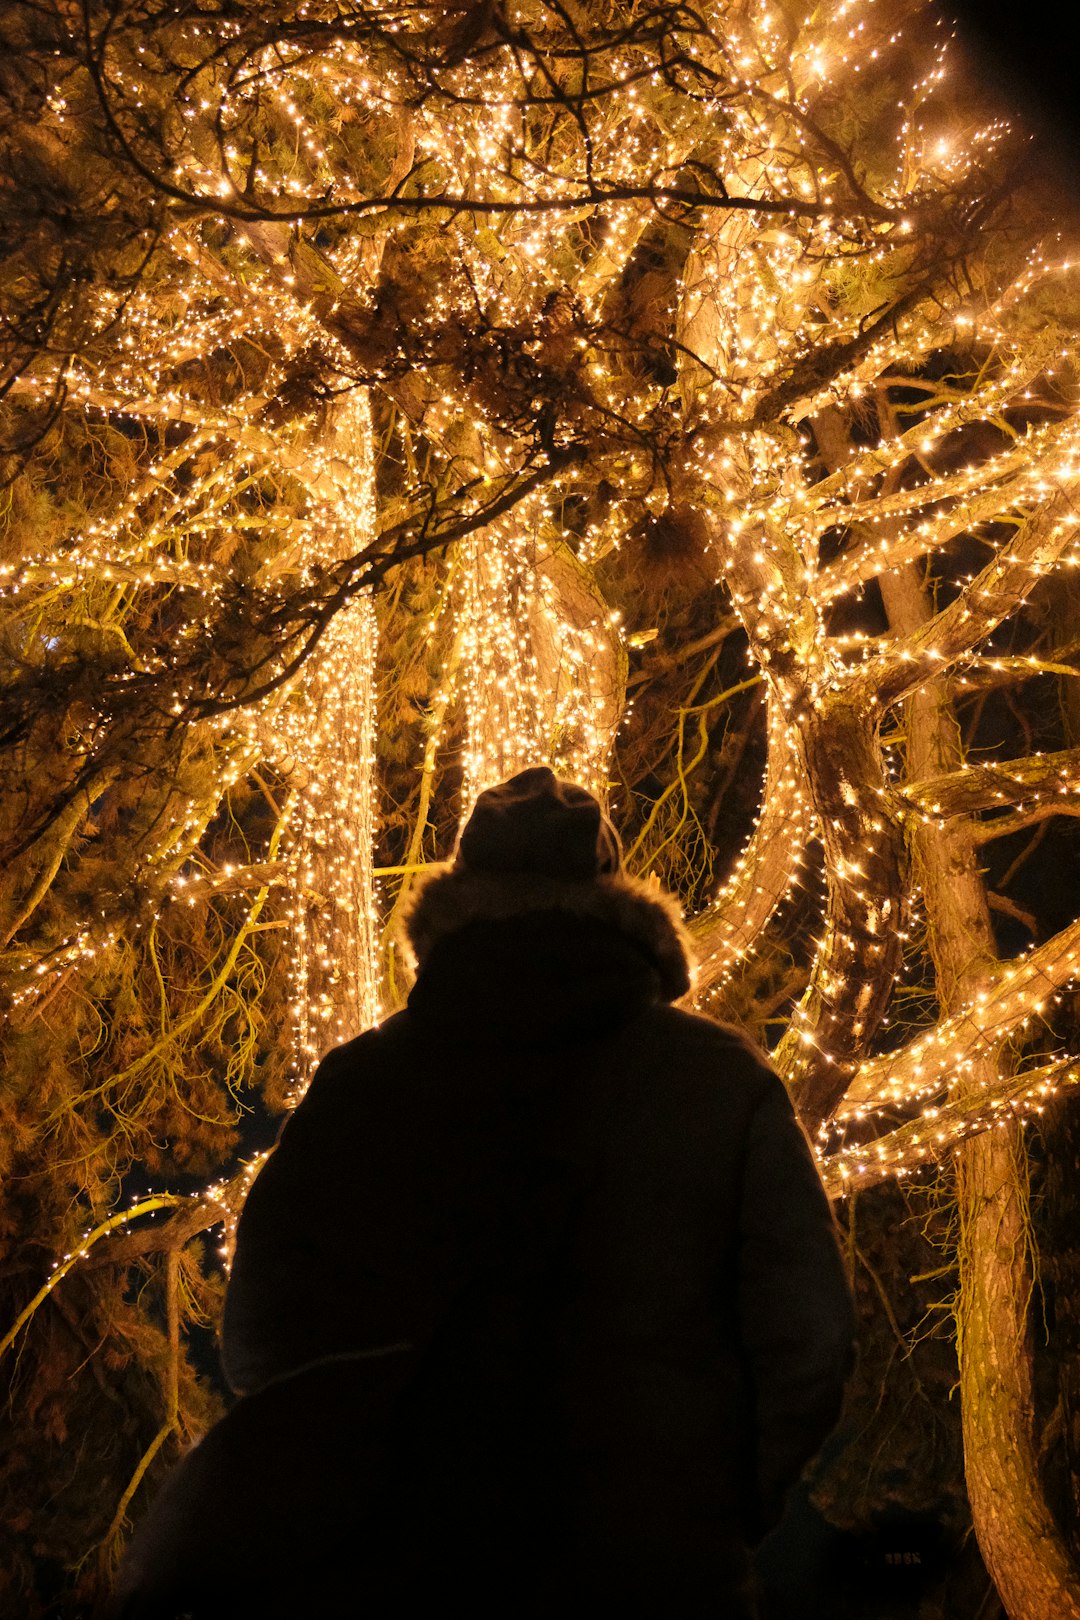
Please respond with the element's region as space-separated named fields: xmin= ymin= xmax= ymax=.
xmin=117 ymin=768 xmax=855 ymax=1618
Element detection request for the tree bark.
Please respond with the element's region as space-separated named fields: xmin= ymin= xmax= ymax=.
xmin=1043 ymin=1092 xmax=1080 ymax=1560
xmin=881 ymin=562 xmax=1080 ymax=1619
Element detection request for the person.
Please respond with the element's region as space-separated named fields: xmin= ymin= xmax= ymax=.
xmin=116 ymin=766 xmax=855 ymax=1618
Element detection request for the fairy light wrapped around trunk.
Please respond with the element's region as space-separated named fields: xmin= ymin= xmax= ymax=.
xmin=276 ymin=390 xmax=381 ymax=1094
xmin=456 ymin=501 xmax=626 ymax=810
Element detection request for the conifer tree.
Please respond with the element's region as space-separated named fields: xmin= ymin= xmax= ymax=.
xmin=2 ymin=1 xmax=1080 ymax=1612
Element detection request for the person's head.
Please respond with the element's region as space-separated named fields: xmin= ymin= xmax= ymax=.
xmin=404 ymin=765 xmax=692 ymax=999
xmin=454 ymin=766 xmax=622 ymax=882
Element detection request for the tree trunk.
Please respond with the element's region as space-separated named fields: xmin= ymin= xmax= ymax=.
xmin=880 ymin=563 xmax=1080 ymax=1619
xmin=1043 ymin=1091 xmax=1080 ymax=1559
xmin=958 ymin=1127 xmax=1080 ymax=1615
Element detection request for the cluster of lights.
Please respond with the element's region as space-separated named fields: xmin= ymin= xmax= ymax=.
xmin=456 ymin=505 xmax=621 ymax=809
xmin=271 ymin=391 xmax=382 ymax=1096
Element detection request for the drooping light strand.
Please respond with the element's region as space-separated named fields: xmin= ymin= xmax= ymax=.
xmin=456 ymin=503 xmax=624 ymax=811
xmin=275 ymin=390 xmax=381 ymax=1096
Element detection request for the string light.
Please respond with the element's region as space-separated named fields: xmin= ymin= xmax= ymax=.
xmin=456 ymin=502 xmax=621 ymax=808
xmin=273 ymin=391 xmax=382 ymax=1097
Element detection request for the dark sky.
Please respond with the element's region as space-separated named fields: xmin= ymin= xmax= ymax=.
xmin=948 ymin=0 xmax=1080 ymax=177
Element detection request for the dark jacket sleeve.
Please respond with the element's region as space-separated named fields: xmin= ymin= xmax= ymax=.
xmin=735 ymin=1068 xmax=856 ymax=1538
xmin=220 ymin=1044 xmax=391 ymax=1397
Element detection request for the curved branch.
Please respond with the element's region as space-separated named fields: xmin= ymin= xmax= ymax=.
xmin=690 ymin=693 xmax=805 ymax=988
xmin=0 ymin=1195 xmax=189 ymax=1364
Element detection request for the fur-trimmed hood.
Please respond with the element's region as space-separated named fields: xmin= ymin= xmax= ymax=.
xmin=403 ymin=866 xmax=696 ymax=1005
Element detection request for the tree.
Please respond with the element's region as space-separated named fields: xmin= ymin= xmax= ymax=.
xmin=2 ymin=0 xmax=1080 ymax=1612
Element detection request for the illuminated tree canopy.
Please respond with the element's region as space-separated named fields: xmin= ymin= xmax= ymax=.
xmin=2 ymin=0 xmax=1080 ymax=1613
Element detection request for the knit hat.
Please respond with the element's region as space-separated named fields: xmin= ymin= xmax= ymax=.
xmin=455 ymin=766 xmax=622 ymax=881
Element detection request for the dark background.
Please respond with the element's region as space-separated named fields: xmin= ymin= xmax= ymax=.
xmin=950 ymin=0 xmax=1080 ymax=179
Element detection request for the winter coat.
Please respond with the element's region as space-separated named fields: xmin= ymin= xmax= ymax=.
xmin=116 ymin=870 xmax=855 ymax=1618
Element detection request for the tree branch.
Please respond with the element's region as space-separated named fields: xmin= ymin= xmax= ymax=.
xmin=867 ymin=479 xmax=1080 ymax=709
xmin=822 ymin=1056 xmax=1080 ymax=1196
xmin=844 ymin=913 xmax=1080 ymax=1112
xmin=902 ymin=746 xmax=1080 ymax=821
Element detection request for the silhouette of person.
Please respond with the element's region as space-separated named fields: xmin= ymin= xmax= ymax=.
xmin=116 ymin=767 xmax=854 ymax=1618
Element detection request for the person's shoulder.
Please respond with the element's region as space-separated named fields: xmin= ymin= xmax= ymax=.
xmin=648 ymin=1001 xmax=773 ymax=1063
xmin=637 ymin=1002 xmax=779 ymax=1097
xmin=319 ymin=1008 xmax=411 ymax=1067
xmin=295 ymin=1010 xmax=412 ymax=1105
